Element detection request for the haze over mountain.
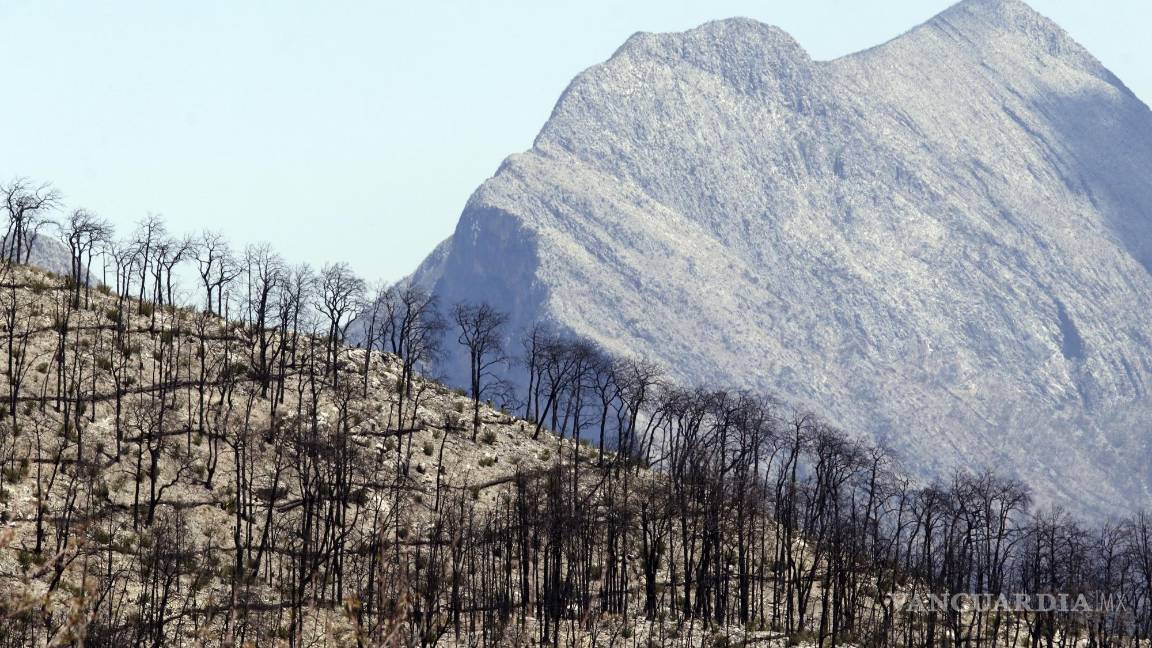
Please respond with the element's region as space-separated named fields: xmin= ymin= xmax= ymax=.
xmin=411 ymin=0 xmax=1152 ymax=514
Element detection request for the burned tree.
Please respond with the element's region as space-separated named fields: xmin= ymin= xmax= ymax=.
xmin=2 ymin=178 xmax=61 ymax=264
xmin=452 ymin=301 xmax=508 ymax=440
xmin=60 ymin=209 xmax=112 ymax=307
xmin=317 ymin=262 xmax=364 ymax=387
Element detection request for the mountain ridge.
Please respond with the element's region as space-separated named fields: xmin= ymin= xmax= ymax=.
xmin=413 ymin=0 xmax=1152 ymax=515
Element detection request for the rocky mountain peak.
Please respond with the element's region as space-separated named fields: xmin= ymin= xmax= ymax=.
xmin=415 ymin=0 xmax=1152 ymax=517
xmin=868 ymin=0 xmax=1109 ymax=81
xmin=934 ymin=0 xmax=1074 ymax=41
xmin=611 ymin=17 xmax=811 ymax=71
xmin=537 ymin=17 xmax=817 ymax=157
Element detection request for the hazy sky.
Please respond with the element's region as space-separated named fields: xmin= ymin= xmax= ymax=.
xmin=1 ymin=1 xmax=1147 ymax=283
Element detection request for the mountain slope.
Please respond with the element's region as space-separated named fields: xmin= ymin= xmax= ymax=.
xmin=415 ymin=0 xmax=1152 ymax=514
xmin=11 ymin=260 xmax=1146 ymax=647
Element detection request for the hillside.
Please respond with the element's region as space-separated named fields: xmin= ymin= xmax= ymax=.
xmin=412 ymin=0 xmax=1152 ymax=516
xmin=1 ymin=256 xmax=1152 ymax=647
xmin=0 ymin=262 xmax=583 ymax=645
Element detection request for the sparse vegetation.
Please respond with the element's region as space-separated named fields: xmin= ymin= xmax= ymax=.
xmin=0 ymin=179 xmax=1148 ymax=648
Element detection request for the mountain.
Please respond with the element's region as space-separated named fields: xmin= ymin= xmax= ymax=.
xmin=413 ymin=0 xmax=1152 ymax=515
xmin=1 ymin=235 xmax=72 ymax=276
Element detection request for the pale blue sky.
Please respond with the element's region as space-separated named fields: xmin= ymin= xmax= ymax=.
xmin=1 ymin=1 xmax=1147 ymax=283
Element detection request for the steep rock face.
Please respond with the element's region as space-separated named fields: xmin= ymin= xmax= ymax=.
xmin=1 ymin=236 xmax=73 ymax=276
xmin=418 ymin=0 xmax=1152 ymax=514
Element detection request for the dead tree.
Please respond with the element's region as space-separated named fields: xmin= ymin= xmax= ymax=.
xmin=2 ymin=178 xmax=61 ymax=264
xmin=452 ymin=301 xmax=508 ymax=440
xmin=60 ymin=209 xmax=112 ymax=307
xmin=317 ymin=262 xmax=364 ymax=387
